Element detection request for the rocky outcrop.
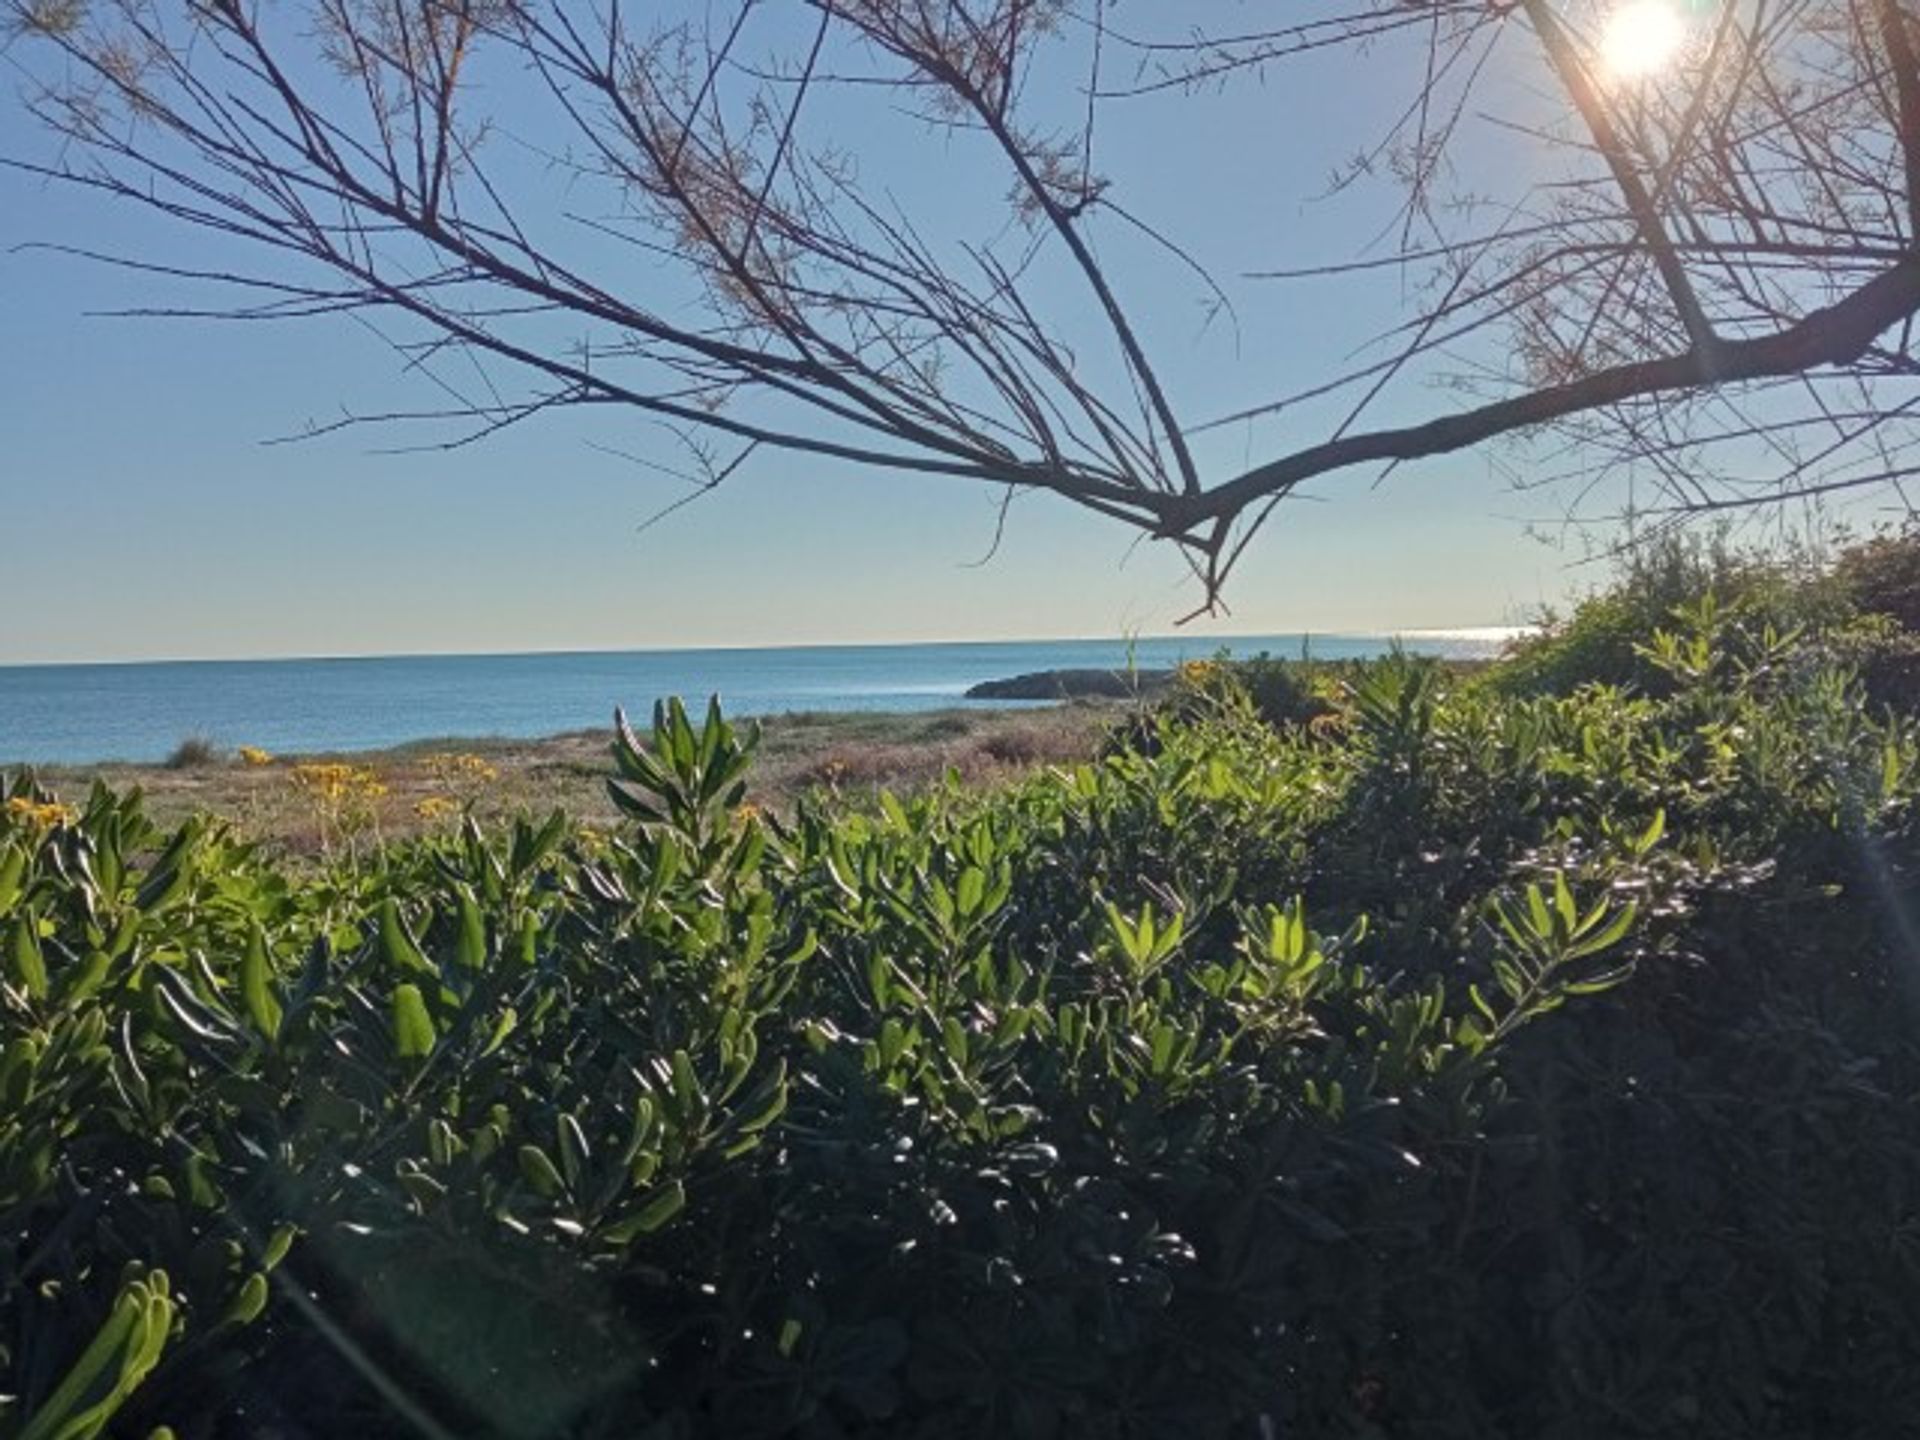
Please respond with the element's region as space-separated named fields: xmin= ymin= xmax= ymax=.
xmin=965 ymin=668 xmax=1171 ymax=701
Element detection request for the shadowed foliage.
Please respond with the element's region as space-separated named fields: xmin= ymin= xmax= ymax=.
xmin=5 ymin=600 xmax=1920 ymax=1436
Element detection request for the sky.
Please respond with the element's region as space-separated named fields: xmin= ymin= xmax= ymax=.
xmin=0 ymin=3 xmax=1630 ymax=665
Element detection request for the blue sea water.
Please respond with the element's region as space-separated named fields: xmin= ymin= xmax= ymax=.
xmin=0 ymin=632 xmax=1515 ymax=765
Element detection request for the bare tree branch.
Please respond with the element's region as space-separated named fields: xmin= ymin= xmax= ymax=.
xmin=6 ymin=0 xmax=1919 ymax=608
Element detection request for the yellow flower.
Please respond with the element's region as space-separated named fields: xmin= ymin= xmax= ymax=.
xmin=414 ymin=795 xmax=460 ymax=822
xmin=289 ymin=763 xmax=346 ymax=800
xmin=1176 ymin=659 xmax=1221 ymax=686
xmin=5 ymin=796 xmax=77 ymax=831
xmin=426 ymin=752 xmax=499 ymax=784
xmin=289 ymin=763 xmax=386 ymax=802
xmin=238 ymin=746 xmax=274 ymax=767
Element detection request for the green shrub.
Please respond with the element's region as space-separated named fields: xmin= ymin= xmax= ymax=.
xmin=1491 ymin=531 xmax=1854 ymax=697
xmin=1835 ymin=522 xmax=1920 ymax=630
xmin=162 ymin=736 xmax=219 ymax=770
xmin=1112 ymin=652 xmax=1342 ymax=755
xmin=3 ymin=646 xmax=1918 ymax=1438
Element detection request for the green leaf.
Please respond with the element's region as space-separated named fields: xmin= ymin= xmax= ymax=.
xmin=1 ymin=1036 xmax=41 ymax=1109
xmin=670 ymin=1049 xmax=701 ymax=1112
xmin=1525 ymin=884 xmax=1552 ymax=940
xmin=154 ymin=969 xmax=235 ymax=1044
xmin=18 ymin=1271 xmax=175 ymax=1440
xmin=9 ymin=912 xmax=48 ymax=999
xmin=1552 ymin=873 xmax=1577 ymax=934
xmin=1564 ymin=964 xmax=1636 ymax=995
xmin=1491 ymin=955 xmax=1527 ymax=1003
xmin=455 ymin=889 xmax=487 ymax=971
xmin=390 ymin=983 xmax=436 ymax=1060
xmin=941 ymin=1015 xmax=969 ymax=1065
xmin=956 ymin=865 xmax=986 ymax=918
xmin=379 ymin=899 xmax=432 ymax=976
xmin=481 ymin=1006 xmax=519 ymax=1058
xmin=733 ymin=1060 xmax=788 ymax=1134
xmin=1567 ymin=903 xmax=1638 ymax=961
xmin=0 ymin=843 xmax=26 ymax=916
xmin=240 ymin=924 xmax=283 ymax=1042
xmin=132 ymin=854 xmax=193 ymax=915
xmin=260 ymin=1224 xmax=298 ymax=1271
xmin=628 ymin=1094 xmax=658 ymax=1153
xmin=603 ymin=1180 xmax=686 ymax=1242
xmin=517 ymin=1143 xmax=566 ymax=1198
xmin=61 ymin=949 xmax=112 ymax=1007
xmin=1468 ymin=983 xmax=1498 ymax=1024
xmin=222 ymin=1272 xmax=270 ymax=1327
xmin=556 ymin=1113 xmax=591 ymax=1189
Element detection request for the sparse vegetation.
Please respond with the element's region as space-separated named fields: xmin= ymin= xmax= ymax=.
xmin=28 ymin=707 xmax=1117 ymax=853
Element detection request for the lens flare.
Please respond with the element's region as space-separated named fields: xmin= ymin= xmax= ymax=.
xmin=1600 ymin=0 xmax=1687 ymax=80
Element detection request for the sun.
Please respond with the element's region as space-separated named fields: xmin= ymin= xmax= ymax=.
xmin=1599 ymin=0 xmax=1687 ymax=80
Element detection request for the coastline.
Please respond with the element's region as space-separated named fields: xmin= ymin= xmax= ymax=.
xmin=0 ymin=631 xmax=1520 ymax=767
xmin=22 ymin=703 xmax=1125 ymax=850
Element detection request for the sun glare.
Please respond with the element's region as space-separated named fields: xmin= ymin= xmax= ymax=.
xmin=1600 ymin=0 xmax=1687 ymax=80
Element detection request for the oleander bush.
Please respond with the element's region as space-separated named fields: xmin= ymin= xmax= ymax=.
xmin=4 ymin=606 xmax=1920 ymax=1438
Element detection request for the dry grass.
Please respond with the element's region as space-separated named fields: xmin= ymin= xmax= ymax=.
xmin=30 ymin=703 xmax=1124 ymax=852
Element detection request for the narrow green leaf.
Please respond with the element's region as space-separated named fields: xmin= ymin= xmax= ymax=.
xmin=556 ymin=1113 xmax=591 ymax=1189
xmin=455 ymin=889 xmax=487 ymax=971
xmin=734 ymin=1061 xmax=788 ymax=1134
xmin=1525 ymin=884 xmax=1552 ymax=940
xmin=481 ymin=1006 xmax=518 ymax=1058
xmin=17 ymin=1271 xmax=173 ymax=1440
xmin=603 ymin=1180 xmax=686 ymax=1242
xmin=1468 ymin=982 xmax=1497 ymax=1024
xmin=670 ymin=1049 xmax=700 ymax=1111
xmin=1552 ymin=873 xmax=1577 ymax=934
xmin=9 ymin=913 xmax=48 ymax=999
xmin=0 ymin=844 xmax=26 ymax=917
xmin=260 ymin=1224 xmax=298 ymax=1271
xmin=240 ymin=924 xmax=283 ymax=1042
xmin=1567 ymin=903 xmax=1638 ymax=961
xmin=1564 ymin=964 xmax=1637 ymax=995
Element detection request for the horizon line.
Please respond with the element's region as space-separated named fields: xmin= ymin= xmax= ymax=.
xmin=0 ymin=624 xmax=1531 ymax=672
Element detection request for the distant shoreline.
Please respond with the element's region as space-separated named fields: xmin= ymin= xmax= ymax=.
xmin=23 ymin=703 xmax=1125 ymax=849
xmin=0 ymin=626 xmax=1529 ymax=672
xmin=1 ymin=632 xmax=1522 ymax=767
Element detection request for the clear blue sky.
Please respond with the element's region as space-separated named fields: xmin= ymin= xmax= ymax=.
xmin=0 ymin=4 xmax=1600 ymax=665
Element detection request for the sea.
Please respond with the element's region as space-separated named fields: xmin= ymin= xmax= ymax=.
xmin=0 ymin=631 xmax=1518 ymax=765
